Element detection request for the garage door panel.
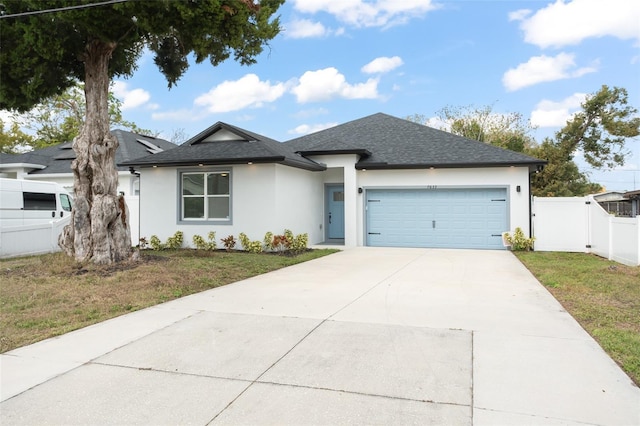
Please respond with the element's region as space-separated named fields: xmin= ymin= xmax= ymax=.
xmin=366 ymin=188 xmax=508 ymax=249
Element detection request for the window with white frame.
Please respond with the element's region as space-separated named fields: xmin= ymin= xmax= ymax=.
xmin=181 ymin=171 xmax=231 ymax=221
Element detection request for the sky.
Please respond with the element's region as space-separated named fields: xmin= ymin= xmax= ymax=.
xmin=7 ymin=0 xmax=640 ymax=191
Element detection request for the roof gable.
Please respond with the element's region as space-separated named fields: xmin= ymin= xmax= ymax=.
xmin=122 ymin=122 xmax=325 ymax=171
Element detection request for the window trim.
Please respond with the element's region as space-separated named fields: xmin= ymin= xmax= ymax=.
xmin=177 ymin=168 xmax=232 ymax=225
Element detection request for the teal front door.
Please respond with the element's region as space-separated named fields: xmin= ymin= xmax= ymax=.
xmin=327 ymin=185 xmax=345 ymax=239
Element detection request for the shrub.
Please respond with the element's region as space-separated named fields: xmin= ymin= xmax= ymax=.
xmin=238 ymin=232 xmax=250 ymax=250
xmin=165 ymin=231 xmax=184 ymax=249
xmin=239 ymin=232 xmax=263 ymax=254
xmin=192 ymin=232 xmax=217 ymax=250
xmin=284 ymin=229 xmax=294 ymax=247
xmin=272 ymin=234 xmax=290 ymax=253
xmin=192 ymin=234 xmax=207 ymax=250
xmin=221 ymin=235 xmax=236 ymax=252
xmin=207 ymin=231 xmax=217 ymax=250
xmin=504 ymin=227 xmax=535 ymax=251
xmin=290 ymin=233 xmax=309 ymax=255
xmin=263 ymin=232 xmax=274 ymax=251
xmin=149 ymin=235 xmax=164 ymax=251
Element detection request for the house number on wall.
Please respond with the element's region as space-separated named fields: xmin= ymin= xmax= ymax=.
xmin=426 ymin=185 xmax=438 ymax=190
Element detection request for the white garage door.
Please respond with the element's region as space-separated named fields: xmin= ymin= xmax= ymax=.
xmin=366 ymin=188 xmax=508 ymax=249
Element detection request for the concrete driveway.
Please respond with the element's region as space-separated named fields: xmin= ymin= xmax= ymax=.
xmin=1 ymin=248 xmax=639 ymax=425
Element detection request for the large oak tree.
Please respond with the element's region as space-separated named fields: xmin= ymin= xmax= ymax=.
xmin=0 ymin=0 xmax=283 ymax=264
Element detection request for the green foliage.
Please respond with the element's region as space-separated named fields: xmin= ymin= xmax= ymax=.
xmin=283 ymin=229 xmax=308 ymax=254
xmin=284 ymin=229 xmax=295 ymax=247
xmin=165 ymin=231 xmax=184 ymax=249
xmin=290 ymin=233 xmax=309 ymax=255
xmin=527 ymin=139 xmax=603 ymax=196
xmin=0 ymin=0 xmax=285 ymax=112
xmin=0 ymin=118 xmax=35 ymax=154
xmin=192 ymin=231 xmax=216 ymax=250
xmin=555 ymin=85 xmax=640 ymax=170
xmin=239 ymin=232 xmax=263 ymax=254
xmin=503 ymin=227 xmax=534 ymax=251
xmin=149 ymin=232 xmax=183 ymax=250
xmin=263 ymin=232 xmax=274 ymax=251
xmin=207 ymin=231 xmax=217 ymax=250
xmin=149 ymin=235 xmax=164 ymax=251
xmin=221 ymin=235 xmax=236 ymax=252
xmin=10 ymin=83 xmax=155 ymax=149
xmin=528 ymin=85 xmax=638 ymax=196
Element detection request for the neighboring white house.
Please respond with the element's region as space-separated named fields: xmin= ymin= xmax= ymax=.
xmin=0 ymin=130 xmax=177 ymax=244
xmin=123 ymin=113 xmax=545 ymax=250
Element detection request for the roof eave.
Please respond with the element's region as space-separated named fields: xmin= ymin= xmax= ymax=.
xmin=0 ymin=162 xmax=47 ymax=170
xmin=355 ymin=161 xmax=547 ymax=172
xmin=298 ymin=149 xmax=372 ymax=158
xmin=121 ymin=156 xmax=285 ymax=168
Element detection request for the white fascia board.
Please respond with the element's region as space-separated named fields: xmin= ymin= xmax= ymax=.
xmin=0 ymin=163 xmax=46 ymax=170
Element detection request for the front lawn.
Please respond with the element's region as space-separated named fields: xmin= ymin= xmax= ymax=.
xmin=515 ymin=251 xmax=640 ymax=386
xmin=0 ymin=249 xmax=338 ymax=353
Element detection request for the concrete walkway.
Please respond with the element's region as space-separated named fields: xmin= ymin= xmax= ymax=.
xmin=1 ymin=248 xmax=638 ymax=425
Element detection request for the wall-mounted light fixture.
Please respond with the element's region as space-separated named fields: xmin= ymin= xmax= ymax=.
xmin=516 ymin=185 xmax=521 ymax=193
xmin=358 ymin=187 xmax=363 ymax=194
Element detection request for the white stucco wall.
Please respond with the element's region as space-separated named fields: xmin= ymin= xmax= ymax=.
xmin=139 ymin=161 xmax=532 ymax=249
xmin=274 ymin=165 xmax=324 ymax=244
xmin=140 ymin=164 xmax=283 ymax=248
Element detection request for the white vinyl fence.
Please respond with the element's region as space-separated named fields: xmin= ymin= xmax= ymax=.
xmin=533 ymin=196 xmax=640 ymax=266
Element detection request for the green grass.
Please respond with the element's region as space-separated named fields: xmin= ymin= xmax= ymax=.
xmin=515 ymin=251 xmax=640 ymax=386
xmin=0 ymin=248 xmax=338 ymax=353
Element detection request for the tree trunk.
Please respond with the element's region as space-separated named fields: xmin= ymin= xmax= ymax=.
xmin=59 ymin=40 xmax=132 ymax=264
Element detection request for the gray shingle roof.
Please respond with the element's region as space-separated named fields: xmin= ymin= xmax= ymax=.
xmin=121 ymin=122 xmax=325 ymax=171
xmin=285 ymin=113 xmax=546 ymax=171
xmin=0 ymin=130 xmax=177 ymax=175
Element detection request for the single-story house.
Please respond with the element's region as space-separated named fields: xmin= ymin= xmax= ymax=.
xmin=623 ymin=190 xmax=640 ymax=217
xmin=593 ymin=191 xmax=635 ymax=217
xmin=122 ymin=113 xmax=546 ymax=250
xmin=0 ymin=130 xmax=177 ymax=196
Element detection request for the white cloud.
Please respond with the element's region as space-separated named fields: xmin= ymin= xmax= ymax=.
xmin=512 ymin=0 xmax=640 ymax=48
xmin=361 ymin=56 xmax=403 ymax=74
xmin=285 ymin=19 xmax=328 ymax=38
xmin=423 ymin=116 xmax=450 ymax=130
xmin=111 ymin=81 xmax=151 ymax=110
xmin=508 ymin=9 xmax=531 ymax=21
xmin=293 ymin=108 xmax=329 ymax=119
xmin=291 ymin=67 xmax=379 ymax=103
xmin=502 ymin=52 xmax=597 ymax=91
xmin=288 ymin=122 xmax=339 ymax=135
xmin=0 ymin=110 xmax=17 ymax=130
xmin=194 ymin=74 xmax=286 ymax=113
xmin=292 ymin=0 xmax=438 ymax=28
xmin=151 ymin=109 xmax=204 ymax=122
xmin=530 ymin=93 xmax=586 ymax=127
